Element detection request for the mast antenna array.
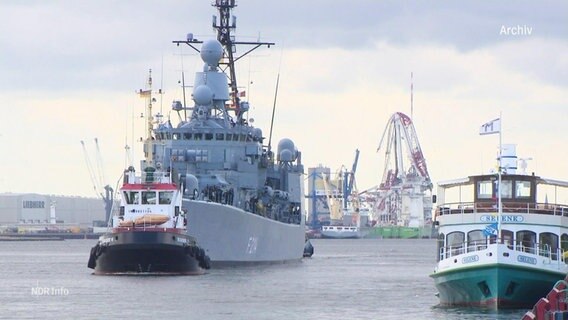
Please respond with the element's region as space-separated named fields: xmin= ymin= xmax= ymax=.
xmin=173 ymin=0 xmax=274 ymax=122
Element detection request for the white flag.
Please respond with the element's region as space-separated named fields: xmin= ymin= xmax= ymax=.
xmin=480 ymin=118 xmax=501 ymax=135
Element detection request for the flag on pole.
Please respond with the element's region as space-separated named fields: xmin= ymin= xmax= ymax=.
xmin=479 ymin=118 xmax=501 ymax=135
xmin=483 ymin=222 xmax=499 ymax=237
xmin=138 ymin=89 xmax=151 ymax=98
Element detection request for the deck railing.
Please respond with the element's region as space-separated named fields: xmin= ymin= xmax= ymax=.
xmin=437 ymin=202 xmax=568 ymax=217
xmin=439 ymin=239 xmax=567 ymax=266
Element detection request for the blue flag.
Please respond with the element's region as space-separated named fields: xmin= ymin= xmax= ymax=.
xmin=483 ymin=223 xmax=498 ymax=237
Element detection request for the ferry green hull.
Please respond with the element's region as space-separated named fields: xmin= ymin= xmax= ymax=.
xmin=431 ymin=263 xmax=565 ymax=309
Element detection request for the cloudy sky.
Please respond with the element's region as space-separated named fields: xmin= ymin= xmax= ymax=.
xmin=0 ymin=1 xmax=567 ymax=201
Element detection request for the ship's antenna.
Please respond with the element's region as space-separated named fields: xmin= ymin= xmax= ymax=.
xmin=138 ymin=69 xmax=154 ymax=165
xmin=181 ymin=71 xmax=187 ymax=120
xmin=410 ymin=72 xmax=414 ymax=121
xmin=173 ymin=0 xmax=274 ymax=124
xmin=160 ymin=54 xmax=164 ymax=115
xmin=267 ymin=46 xmax=284 ymax=155
xmin=267 ymin=72 xmax=280 ymax=155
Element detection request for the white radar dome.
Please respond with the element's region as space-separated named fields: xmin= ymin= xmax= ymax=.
xmin=200 ymin=39 xmax=223 ymax=66
xmin=193 ymin=85 xmax=213 ymax=105
xmin=277 ymin=138 xmax=296 ymax=162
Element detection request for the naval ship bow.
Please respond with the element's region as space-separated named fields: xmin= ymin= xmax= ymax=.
xmin=142 ymin=0 xmax=305 ymax=266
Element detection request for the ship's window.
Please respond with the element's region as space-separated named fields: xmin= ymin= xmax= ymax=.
xmin=561 ymin=234 xmax=568 ymax=257
xmin=467 ymin=230 xmax=486 ymax=252
xmin=166 ymin=133 xmax=172 ymax=140
xmin=233 ymin=134 xmax=239 ymax=141
xmin=216 ymin=133 xmax=224 ymax=141
xmin=173 ymin=133 xmax=180 ymax=140
xmin=240 ymin=134 xmax=246 ymax=142
xmin=141 ymin=191 xmax=156 ymax=205
xmin=437 ymin=233 xmax=445 ymax=261
xmin=540 ymin=232 xmax=559 ymax=260
xmin=159 ymin=191 xmax=174 ymax=205
xmin=205 ymin=133 xmax=213 ymax=140
xmin=124 ymin=191 xmax=140 ymax=205
xmin=501 ymin=229 xmax=513 ymax=249
xmin=183 ymin=133 xmax=191 ymax=140
xmin=194 ymin=133 xmax=202 ymax=140
xmin=500 ymin=180 xmax=512 ymax=199
xmin=159 ymin=133 xmax=165 ymax=140
xmin=517 ymin=230 xmax=536 ymax=253
xmin=226 ymin=134 xmax=232 ymax=141
xmin=447 ymin=231 xmax=465 ymax=257
xmin=515 ymin=180 xmax=531 ymax=198
xmin=477 ymin=180 xmax=493 ymax=199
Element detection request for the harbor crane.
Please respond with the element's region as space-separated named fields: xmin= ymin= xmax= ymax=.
xmin=80 ymin=138 xmax=114 ymax=224
xmin=374 ymin=112 xmax=432 ymax=227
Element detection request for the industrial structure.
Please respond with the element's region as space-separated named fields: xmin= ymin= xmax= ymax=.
xmin=366 ymin=112 xmax=433 ymax=238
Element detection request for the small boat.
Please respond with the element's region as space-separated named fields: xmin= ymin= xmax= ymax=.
xmin=88 ymin=166 xmax=210 ymax=275
xmin=430 ymin=144 xmax=568 ymax=308
xmin=321 ymin=225 xmax=362 ymax=239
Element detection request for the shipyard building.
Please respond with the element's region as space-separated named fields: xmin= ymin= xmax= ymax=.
xmin=0 ymin=193 xmax=106 ymax=227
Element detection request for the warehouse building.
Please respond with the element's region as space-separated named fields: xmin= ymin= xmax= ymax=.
xmin=0 ymin=193 xmax=106 ymax=227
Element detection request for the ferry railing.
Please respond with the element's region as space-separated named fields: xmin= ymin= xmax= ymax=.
xmin=437 ymin=202 xmax=568 ymax=216
xmin=440 ymin=239 xmax=568 ymax=267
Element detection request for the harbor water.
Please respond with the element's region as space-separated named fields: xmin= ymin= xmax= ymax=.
xmin=0 ymin=238 xmax=526 ymax=319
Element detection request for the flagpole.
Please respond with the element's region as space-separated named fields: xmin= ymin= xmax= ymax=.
xmin=497 ymin=112 xmax=502 ymax=241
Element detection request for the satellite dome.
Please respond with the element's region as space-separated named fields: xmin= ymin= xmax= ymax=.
xmin=193 ymin=85 xmax=213 ymax=105
xmin=279 ymin=149 xmax=294 ymax=162
xmin=277 ymin=138 xmax=296 ymax=162
xmin=200 ymin=39 xmax=223 ymax=66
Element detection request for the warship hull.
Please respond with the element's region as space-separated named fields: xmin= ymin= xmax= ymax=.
xmin=184 ymin=200 xmax=305 ymax=266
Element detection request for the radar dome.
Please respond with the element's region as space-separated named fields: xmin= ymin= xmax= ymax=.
xmin=193 ymin=85 xmax=213 ymax=105
xmin=279 ymin=149 xmax=294 ymax=162
xmin=200 ymin=39 xmax=223 ymax=66
xmin=184 ymin=174 xmax=199 ymax=198
xmin=277 ymin=138 xmax=296 ymax=162
xmin=253 ymin=128 xmax=263 ymax=140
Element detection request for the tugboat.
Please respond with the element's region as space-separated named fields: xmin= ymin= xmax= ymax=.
xmin=87 ymin=165 xmax=211 ymax=275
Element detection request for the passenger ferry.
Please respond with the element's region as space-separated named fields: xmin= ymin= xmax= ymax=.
xmin=430 ymin=171 xmax=568 ymax=308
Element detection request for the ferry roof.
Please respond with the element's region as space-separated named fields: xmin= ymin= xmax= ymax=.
xmin=437 ymin=174 xmax=568 ymax=189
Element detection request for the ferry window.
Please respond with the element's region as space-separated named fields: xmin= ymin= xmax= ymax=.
xmin=233 ymin=134 xmax=239 ymax=141
xmin=240 ymin=134 xmax=246 ymax=142
xmin=467 ymin=230 xmax=486 ymax=252
xmin=183 ymin=133 xmax=191 ymax=140
xmin=166 ymin=133 xmax=172 ymax=140
xmin=194 ymin=133 xmax=202 ymax=140
xmin=540 ymin=232 xmax=559 ymax=260
xmin=437 ymin=233 xmax=445 ymax=261
xmin=561 ymin=234 xmax=568 ymax=254
xmin=226 ymin=134 xmax=232 ymax=141
xmin=205 ymin=133 xmax=213 ymax=140
xmin=501 ymin=229 xmax=513 ymax=249
xmin=447 ymin=231 xmax=465 ymax=256
xmin=141 ymin=191 xmax=156 ymax=205
xmin=477 ymin=180 xmax=493 ymax=199
xmin=216 ymin=133 xmax=224 ymax=140
xmin=124 ymin=191 xmax=140 ymax=205
xmin=159 ymin=191 xmax=174 ymax=205
xmin=173 ymin=133 xmax=180 ymax=140
xmin=517 ymin=230 xmax=536 ymax=253
xmin=515 ymin=180 xmax=531 ymax=198
xmin=500 ymin=180 xmax=512 ymax=199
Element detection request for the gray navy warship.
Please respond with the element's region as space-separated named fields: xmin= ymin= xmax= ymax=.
xmin=138 ymin=0 xmax=305 ymax=266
